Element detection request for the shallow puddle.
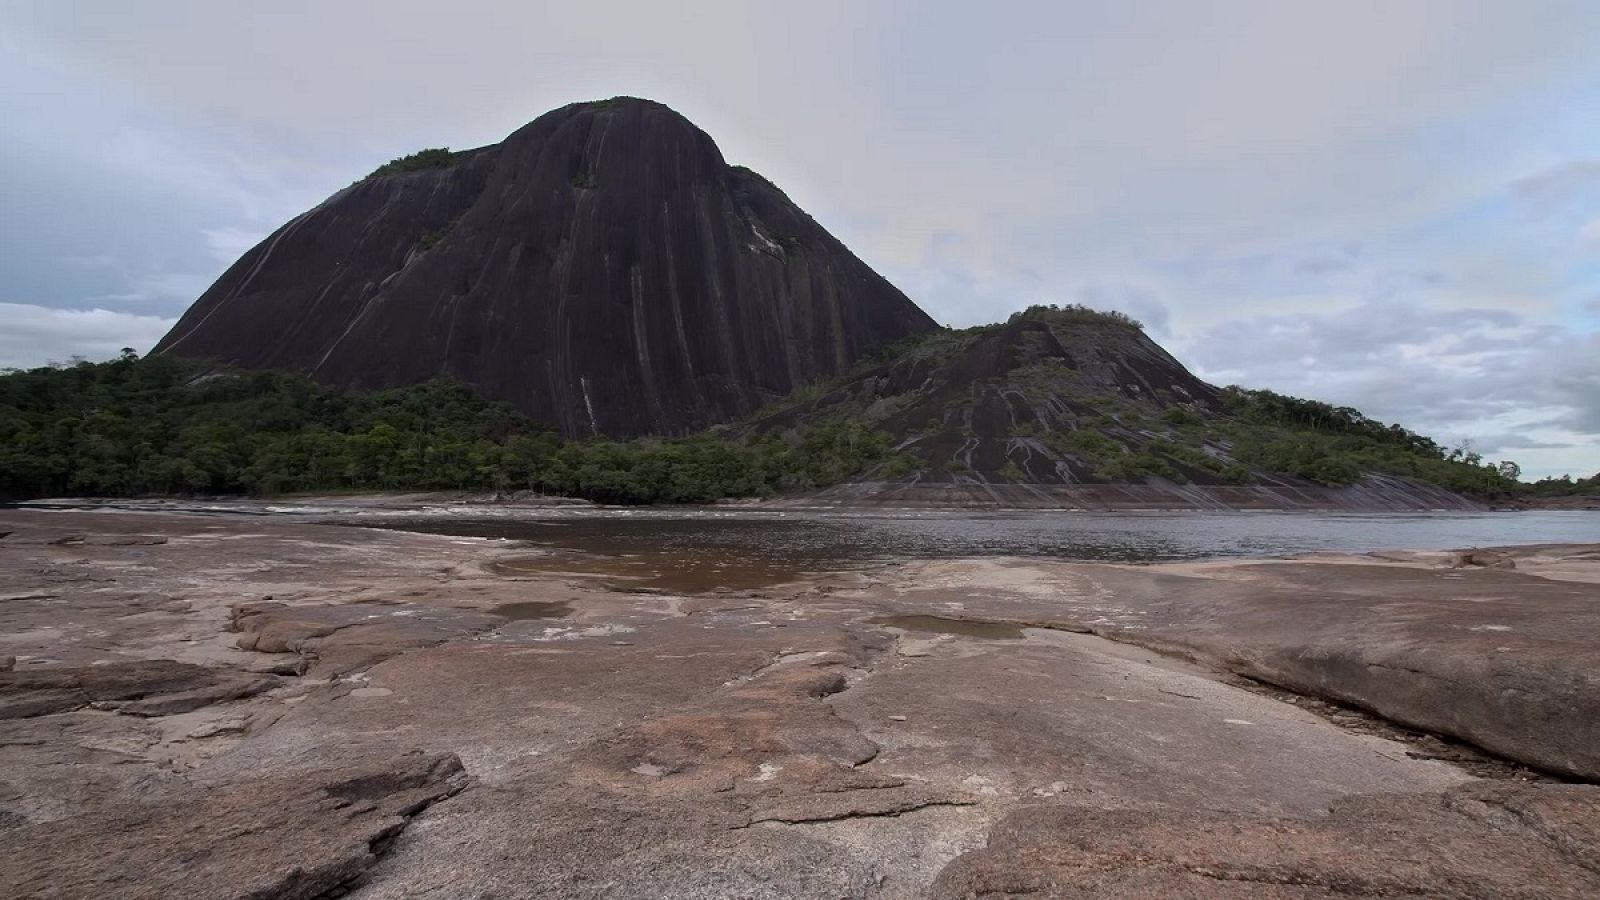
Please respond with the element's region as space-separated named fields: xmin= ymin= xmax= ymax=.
xmin=370 ymin=517 xmax=862 ymax=593
xmin=869 ymin=614 xmax=1026 ymax=640
xmin=489 ymin=600 xmax=573 ymax=620
xmin=488 ymin=553 xmax=822 ymax=594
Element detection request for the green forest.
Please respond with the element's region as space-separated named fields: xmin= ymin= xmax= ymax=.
xmin=0 ymin=350 xmax=1590 ymax=504
xmin=741 ymin=307 xmax=1541 ymax=498
xmin=0 ymin=352 xmax=891 ymax=504
xmin=1212 ymin=387 xmax=1527 ymax=494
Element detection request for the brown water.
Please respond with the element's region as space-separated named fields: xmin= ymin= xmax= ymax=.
xmin=869 ymin=615 xmax=1026 ymax=640
xmin=489 ymin=600 xmax=573 ymax=620
xmin=488 ymin=551 xmax=822 ymax=593
xmin=366 ymin=508 xmax=1599 ymax=593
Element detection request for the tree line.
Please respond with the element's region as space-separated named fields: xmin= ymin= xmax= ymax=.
xmin=3 ymin=351 xmax=1580 ymax=504
xmin=0 ymin=352 xmax=892 ymax=504
xmin=1218 ymin=387 xmax=1526 ymax=493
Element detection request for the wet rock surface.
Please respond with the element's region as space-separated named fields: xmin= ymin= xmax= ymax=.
xmin=1 ymin=507 xmax=1596 ymax=898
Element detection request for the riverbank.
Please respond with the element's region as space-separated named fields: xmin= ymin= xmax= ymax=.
xmin=770 ymin=475 xmax=1495 ymax=511
xmin=11 ymin=472 xmax=1508 ymax=512
xmin=1517 ymin=492 xmax=1600 ymax=510
xmin=1 ymin=508 xmax=1597 ymax=897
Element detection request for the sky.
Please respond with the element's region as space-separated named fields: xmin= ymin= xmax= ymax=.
xmin=2 ymin=1 xmax=1598 ymax=479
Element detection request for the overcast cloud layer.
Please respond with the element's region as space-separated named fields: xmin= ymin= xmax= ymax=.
xmin=2 ymin=1 xmax=1597 ymax=478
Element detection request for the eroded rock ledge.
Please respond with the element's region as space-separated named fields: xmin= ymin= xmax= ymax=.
xmin=0 ymin=659 xmax=277 ymax=719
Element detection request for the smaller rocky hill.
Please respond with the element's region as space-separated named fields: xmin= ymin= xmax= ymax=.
xmin=746 ymin=305 xmax=1515 ymax=508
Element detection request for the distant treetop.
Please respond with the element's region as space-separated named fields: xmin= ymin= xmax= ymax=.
xmin=368 ymin=148 xmax=458 ymax=179
xmin=1008 ymin=303 xmax=1143 ymax=330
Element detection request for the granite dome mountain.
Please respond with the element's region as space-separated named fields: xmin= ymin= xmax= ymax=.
xmin=140 ymin=98 xmax=1523 ymax=509
xmin=155 ymin=98 xmax=936 ymax=437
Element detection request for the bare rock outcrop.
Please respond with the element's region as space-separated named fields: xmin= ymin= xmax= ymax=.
xmin=933 ymin=781 xmax=1600 ymax=898
xmin=155 ymin=98 xmax=935 ymax=438
xmin=231 ymin=600 xmax=506 ymax=675
xmin=1033 ymin=559 xmax=1600 ymax=780
xmin=0 ymin=752 xmax=468 ymax=900
xmin=0 ymin=660 xmax=276 ymax=720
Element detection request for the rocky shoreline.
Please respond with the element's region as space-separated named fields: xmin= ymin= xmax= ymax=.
xmin=1 ymin=508 xmax=1597 ymax=898
xmin=771 ymin=475 xmax=1495 ymax=511
xmin=8 ymin=477 xmax=1507 ymax=515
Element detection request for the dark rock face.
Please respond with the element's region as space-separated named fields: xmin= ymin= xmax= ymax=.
xmin=750 ymin=314 xmax=1249 ymax=488
xmin=753 ymin=316 xmax=1222 ymax=479
xmin=155 ymin=98 xmax=936 ymax=437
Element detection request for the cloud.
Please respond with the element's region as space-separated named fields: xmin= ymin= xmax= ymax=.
xmin=1180 ymin=300 xmax=1600 ymax=476
xmin=1579 ymin=218 xmax=1600 ymax=247
xmin=3 ymin=1 xmax=1598 ymax=479
xmin=1470 ymin=434 xmax=1574 ymax=454
xmin=59 ymin=254 xmax=117 ymax=269
xmin=1074 ymin=284 xmax=1172 ymax=338
xmin=202 ymin=227 xmax=268 ymax=264
xmin=1293 ymin=244 xmax=1363 ymax=276
xmin=0 ymin=303 xmax=176 ymax=370
xmin=91 ymin=271 xmax=212 ymax=305
xmin=1510 ymin=160 xmax=1600 ymax=215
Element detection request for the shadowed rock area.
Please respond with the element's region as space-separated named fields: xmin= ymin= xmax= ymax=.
xmin=1 ymin=507 xmax=1596 ymax=898
xmin=154 ymin=97 xmax=935 ymax=437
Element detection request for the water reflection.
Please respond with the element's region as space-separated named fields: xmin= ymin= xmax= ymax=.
xmin=488 ymin=549 xmax=817 ymax=593
xmin=869 ymin=615 xmax=1026 ymax=640
xmin=488 ymin=600 xmax=573 ymax=620
xmin=368 ymin=509 xmax=1598 ymax=592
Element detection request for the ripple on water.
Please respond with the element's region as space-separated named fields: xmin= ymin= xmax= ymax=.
xmin=488 ymin=553 xmax=826 ymax=594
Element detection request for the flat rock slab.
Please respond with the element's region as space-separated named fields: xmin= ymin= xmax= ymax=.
xmin=231 ymin=600 xmax=505 ymax=675
xmin=886 ymin=551 xmax=1600 ymax=779
xmin=933 ymin=780 xmax=1600 ymax=898
xmin=0 ymin=751 xmax=467 ymax=900
xmin=828 ymin=628 xmax=1470 ymax=819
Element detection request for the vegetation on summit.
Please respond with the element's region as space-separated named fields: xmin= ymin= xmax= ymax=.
xmin=367 ymin=147 xmax=459 ymax=178
xmin=1009 ymin=303 xmax=1143 ymax=330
